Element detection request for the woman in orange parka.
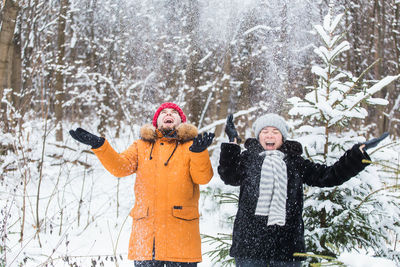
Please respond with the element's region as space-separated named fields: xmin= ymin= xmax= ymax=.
xmin=69 ymin=102 xmax=215 ymax=267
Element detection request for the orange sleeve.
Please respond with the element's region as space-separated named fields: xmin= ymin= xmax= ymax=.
xmin=92 ymin=139 xmax=138 ymax=178
xmin=189 ymin=149 xmax=213 ymax=185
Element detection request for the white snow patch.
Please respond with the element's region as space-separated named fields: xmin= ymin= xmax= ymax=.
xmin=338 ymin=252 xmax=397 ymax=267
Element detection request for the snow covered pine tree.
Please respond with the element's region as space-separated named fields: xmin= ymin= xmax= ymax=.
xmin=288 ymin=10 xmax=400 ymax=264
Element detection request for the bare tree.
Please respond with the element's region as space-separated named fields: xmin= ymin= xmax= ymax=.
xmin=0 ymin=0 xmax=20 ymax=132
xmin=343 ymin=0 xmax=400 ymax=136
xmin=182 ymin=0 xmax=203 ymax=123
xmin=54 ymin=0 xmax=68 ymax=141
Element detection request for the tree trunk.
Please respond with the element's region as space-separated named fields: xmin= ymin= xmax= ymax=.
xmin=276 ymin=2 xmax=289 ymax=110
xmin=10 ymin=26 xmax=21 ymax=115
xmin=183 ymin=0 xmax=202 ymax=124
xmin=372 ymin=0 xmax=388 ymax=135
xmin=394 ymin=2 xmax=400 ymax=76
xmin=18 ymin=0 xmax=38 ymax=123
xmin=214 ymin=49 xmax=232 ymax=138
xmin=54 ymin=0 xmax=68 ymax=141
xmin=0 ymin=0 xmax=20 ymax=131
xmin=389 ymin=1 xmax=400 ymax=136
xmin=236 ymin=29 xmax=253 ymax=137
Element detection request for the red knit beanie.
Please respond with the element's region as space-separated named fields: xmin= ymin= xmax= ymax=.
xmin=152 ymin=102 xmax=187 ymax=127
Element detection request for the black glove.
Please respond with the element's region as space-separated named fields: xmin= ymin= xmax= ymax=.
xmin=363 ymin=132 xmax=389 ymax=150
xmin=189 ymin=132 xmax=215 ymax=153
xmin=69 ymin=128 xmax=105 ymax=149
xmin=225 ymin=114 xmax=242 ymax=143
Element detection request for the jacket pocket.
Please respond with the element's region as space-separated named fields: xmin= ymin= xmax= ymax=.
xmin=129 ymin=205 xmax=149 ymax=220
xmin=172 ymin=206 xmax=199 ymax=221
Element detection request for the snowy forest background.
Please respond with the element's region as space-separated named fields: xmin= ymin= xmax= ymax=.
xmin=1 ymin=0 xmax=400 ymax=266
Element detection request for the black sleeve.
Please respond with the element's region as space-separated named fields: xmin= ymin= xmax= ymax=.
xmin=302 ymin=144 xmax=371 ymax=187
xmin=217 ymin=143 xmax=243 ymax=186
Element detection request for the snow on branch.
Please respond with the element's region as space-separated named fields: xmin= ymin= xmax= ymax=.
xmin=199 ymin=106 xmax=259 ymax=132
xmin=349 ymin=74 xmax=400 ymax=111
xmin=325 ymin=13 xmax=344 ymax=33
xmin=243 ymin=25 xmax=280 ymax=36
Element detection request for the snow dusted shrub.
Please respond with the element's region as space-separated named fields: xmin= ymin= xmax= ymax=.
xmin=0 ymin=199 xmax=12 ymax=266
xmin=202 ymin=188 xmax=238 ymax=267
xmin=288 ymin=10 xmax=400 ymax=263
xmin=0 ymin=116 xmax=135 ymax=266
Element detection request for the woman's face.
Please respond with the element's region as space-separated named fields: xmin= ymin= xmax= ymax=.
xmin=258 ymin=126 xmax=283 ymax=150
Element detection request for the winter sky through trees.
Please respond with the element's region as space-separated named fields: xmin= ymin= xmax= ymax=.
xmin=1 ymin=0 xmax=400 ymax=266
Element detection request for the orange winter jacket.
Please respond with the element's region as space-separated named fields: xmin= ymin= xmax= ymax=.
xmin=92 ymin=123 xmax=213 ymax=262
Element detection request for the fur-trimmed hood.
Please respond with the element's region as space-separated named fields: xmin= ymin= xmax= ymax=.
xmin=140 ymin=123 xmax=198 ymax=143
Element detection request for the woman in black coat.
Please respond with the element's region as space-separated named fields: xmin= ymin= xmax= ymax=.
xmin=218 ymin=113 xmax=376 ymax=267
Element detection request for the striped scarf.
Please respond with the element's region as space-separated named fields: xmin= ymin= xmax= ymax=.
xmin=255 ymin=150 xmax=287 ymax=226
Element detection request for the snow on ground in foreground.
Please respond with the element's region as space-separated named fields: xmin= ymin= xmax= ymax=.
xmin=3 ymin=121 xmax=399 ymax=267
xmin=338 ymin=252 xmax=397 ymax=267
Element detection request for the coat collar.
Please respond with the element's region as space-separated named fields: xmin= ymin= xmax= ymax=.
xmin=140 ymin=123 xmax=198 ymax=143
xmin=244 ymin=138 xmax=303 ymax=156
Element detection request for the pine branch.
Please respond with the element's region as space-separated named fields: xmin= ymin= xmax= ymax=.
xmin=214 ymin=193 xmax=239 ymax=204
xmin=202 ymin=233 xmax=234 ymax=267
xmin=293 ymin=252 xmax=335 ymax=260
xmin=293 ymin=252 xmax=346 ymax=267
xmin=361 ymin=159 xmax=400 ymax=172
xmin=354 ymin=184 xmax=400 ymax=210
xmin=331 ymin=59 xmax=381 ymax=109
xmin=349 ymin=74 xmax=400 ymax=111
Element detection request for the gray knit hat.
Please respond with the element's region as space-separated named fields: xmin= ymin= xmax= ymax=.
xmin=253 ymin=113 xmax=289 ymax=140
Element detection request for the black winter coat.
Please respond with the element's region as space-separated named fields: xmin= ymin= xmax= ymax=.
xmin=218 ymin=138 xmax=370 ymax=262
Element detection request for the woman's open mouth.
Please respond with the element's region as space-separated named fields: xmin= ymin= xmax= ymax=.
xmin=265 ymin=142 xmax=276 ymax=149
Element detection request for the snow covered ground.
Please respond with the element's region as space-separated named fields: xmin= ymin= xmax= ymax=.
xmin=1 ymin=120 xmax=398 ymax=266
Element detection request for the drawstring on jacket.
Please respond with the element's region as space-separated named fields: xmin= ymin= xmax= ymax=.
xmin=149 ymin=142 xmax=155 ymax=160
xmin=164 ymin=141 xmax=179 ymax=166
xmin=148 ymin=140 xmax=179 ymax=166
